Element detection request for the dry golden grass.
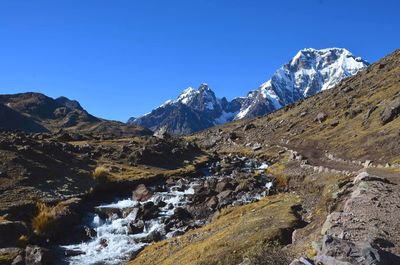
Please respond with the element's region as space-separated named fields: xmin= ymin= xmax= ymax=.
xmin=265 ymin=153 xmax=290 ymax=189
xmin=0 ymin=253 xmax=15 ymax=264
xmin=32 ymin=200 xmax=75 ymax=237
xmin=95 ymin=154 xmax=210 ymax=182
xmin=32 ymin=202 xmax=55 ymax=236
xmin=129 ymin=193 xmax=301 ymax=265
xmin=243 ymin=242 xmax=293 ymax=265
xmin=16 ymin=235 xmax=28 ymax=248
xmin=305 ymin=244 xmax=318 ymax=259
xmin=0 ymin=215 xmax=7 ymax=223
xmin=93 ymin=166 xmax=110 ymax=182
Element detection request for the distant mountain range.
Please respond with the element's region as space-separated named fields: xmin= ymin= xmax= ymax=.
xmin=0 ymin=48 xmax=369 ymax=136
xmin=128 ymin=48 xmax=369 ymax=134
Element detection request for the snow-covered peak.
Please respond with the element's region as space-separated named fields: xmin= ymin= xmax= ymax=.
xmin=140 ymin=84 xmax=223 ymax=115
xmin=234 ymin=47 xmax=368 ymax=120
xmin=168 ymin=84 xmax=220 ymax=111
xmin=129 ymin=47 xmax=368 ymax=133
xmin=199 ymin=83 xmax=209 ymax=89
xmin=176 ymin=87 xmax=197 ymax=104
xmin=129 ymin=83 xmax=243 ymax=134
xmin=290 ymin=48 xmax=367 ymax=72
xmin=274 ymin=47 xmax=368 ymax=96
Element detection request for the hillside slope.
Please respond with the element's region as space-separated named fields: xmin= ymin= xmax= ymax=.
xmin=0 ymin=92 xmax=152 ymax=137
xmin=130 ymin=50 xmax=400 ymax=265
xmin=192 ymin=49 xmax=400 ymax=165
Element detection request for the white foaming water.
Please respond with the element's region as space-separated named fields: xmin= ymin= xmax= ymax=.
xmin=62 ymin=183 xmax=197 ymax=265
xmin=101 ymin=199 xmax=138 ymax=209
xmin=265 ymin=181 xmax=274 ymax=190
xmin=258 ymin=162 xmax=269 ymax=170
xmin=62 ymin=159 xmax=271 ymax=264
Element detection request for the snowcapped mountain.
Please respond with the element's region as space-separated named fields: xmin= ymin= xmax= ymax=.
xmin=128 ymin=48 xmax=368 ymax=134
xmin=235 ymin=48 xmax=369 ymax=119
xmin=128 ymin=84 xmax=242 ymax=134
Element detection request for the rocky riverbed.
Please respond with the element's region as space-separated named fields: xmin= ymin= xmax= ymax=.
xmin=61 ymin=155 xmax=275 ymax=264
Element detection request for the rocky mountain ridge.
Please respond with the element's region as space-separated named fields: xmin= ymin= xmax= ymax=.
xmin=0 ymin=92 xmax=152 ymax=137
xmin=128 ymin=84 xmax=244 ymax=134
xmin=129 ymin=48 xmax=368 ymax=134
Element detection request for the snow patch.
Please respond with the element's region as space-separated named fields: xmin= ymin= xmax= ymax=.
xmin=176 ymin=87 xmax=197 ymax=104
xmin=214 ymin=111 xmax=237 ymax=124
xmin=235 ymin=105 xmax=252 ymax=120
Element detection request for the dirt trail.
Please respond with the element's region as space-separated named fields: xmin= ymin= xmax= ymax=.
xmin=283 ymin=143 xmax=363 ymax=173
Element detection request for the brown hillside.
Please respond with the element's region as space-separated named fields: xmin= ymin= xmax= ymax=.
xmin=191 ymin=49 xmax=400 ymax=166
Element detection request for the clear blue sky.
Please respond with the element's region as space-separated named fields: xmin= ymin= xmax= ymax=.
xmin=0 ymin=0 xmax=399 ymax=121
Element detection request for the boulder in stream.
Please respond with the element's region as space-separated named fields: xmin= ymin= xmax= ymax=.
xmin=127 ymin=220 xmax=145 ymax=234
xmin=132 ymin=184 xmax=153 ymax=202
xmin=172 ymin=207 xmax=192 ymax=220
xmin=138 ymin=230 xmax=162 ymax=243
xmin=141 ymin=201 xmax=159 ymax=219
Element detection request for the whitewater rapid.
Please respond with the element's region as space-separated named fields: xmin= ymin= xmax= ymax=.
xmin=62 ymin=158 xmax=272 ymax=264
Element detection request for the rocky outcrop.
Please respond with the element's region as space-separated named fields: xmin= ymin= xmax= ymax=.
xmin=315 ymin=112 xmax=328 ymax=123
xmin=314 ymin=236 xmax=383 ymax=265
xmin=380 ymin=98 xmax=400 ymax=125
xmin=25 ymin=245 xmax=53 ymax=265
xmin=0 ymin=247 xmax=25 ymax=265
xmin=312 ymin=171 xmax=400 ymax=264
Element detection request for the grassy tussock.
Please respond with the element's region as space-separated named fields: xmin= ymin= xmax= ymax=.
xmin=32 ymin=202 xmax=55 ymax=236
xmin=93 ymin=166 xmax=110 ymax=182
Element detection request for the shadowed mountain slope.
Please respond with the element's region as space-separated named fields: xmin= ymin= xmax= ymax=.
xmin=0 ymin=92 xmax=152 ymax=137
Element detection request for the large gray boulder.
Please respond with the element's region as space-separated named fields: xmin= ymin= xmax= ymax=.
xmin=314 ymin=235 xmax=381 ymax=265
xmin=380 ymin=98 xmax=400 ymax=125
xmin=25 ymin=245 xmax=53 ymax=265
